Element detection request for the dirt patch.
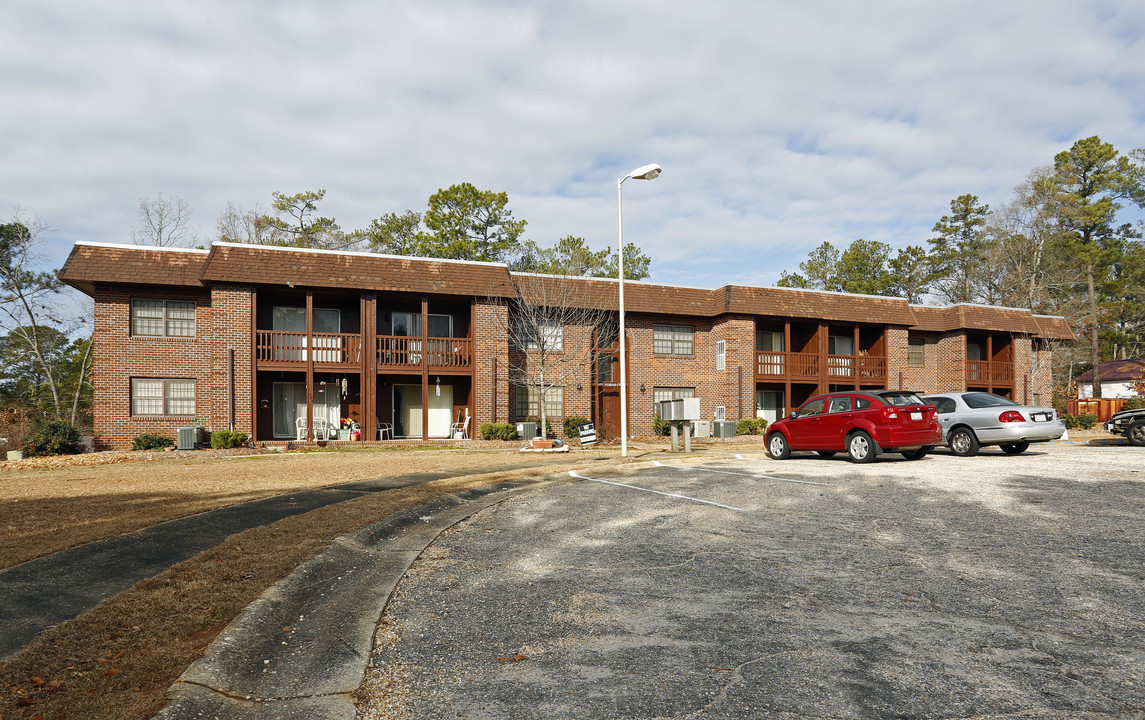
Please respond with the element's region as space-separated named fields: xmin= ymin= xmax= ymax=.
xmin=0 ymin=454 xmax=609 ymax=720
xmin=0 ymin=443 xmax=618 ymax=570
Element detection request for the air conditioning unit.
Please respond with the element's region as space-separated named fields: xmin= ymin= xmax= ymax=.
xmin=713 ymin=420 xmax=736 ymax=438
xmin=692 ymin=420 xmax=712 ymax=438
xmin=516 ymin=421 xmax=538 ymax=440
xmin=176 ymin=427 xmax=202 ymax=451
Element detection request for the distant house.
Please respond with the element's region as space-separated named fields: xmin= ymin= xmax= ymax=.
xmin=1075 ymin=359 xmax=1145 ymax=399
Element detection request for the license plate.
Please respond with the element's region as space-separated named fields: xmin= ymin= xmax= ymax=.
xmin=910 ymin=411 xmax=922 ymax=420
xmin=1032 ymin=412 xmax=1049 ymax=421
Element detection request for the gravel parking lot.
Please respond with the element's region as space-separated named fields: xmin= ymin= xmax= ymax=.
xmin=357 ymin=442 xmax=1144 ymax=719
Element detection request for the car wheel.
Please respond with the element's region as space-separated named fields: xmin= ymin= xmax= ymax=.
xmin=1128 ymin=421 xmax=1145 ymax=447
xmin=816 ymin=451 xmax=837 ymax=458
xmin=949 ymin=427 xmax=980 ymax=457
xmin=901 ymin=447 xmax=927 ymax=460
xmin=1000 ymin=441 xmax=1030 ymax=455
xmin=846 ymin=431 xmax=878 ymax=463
xmin=767 ymin=432 xmax=791 ymax=460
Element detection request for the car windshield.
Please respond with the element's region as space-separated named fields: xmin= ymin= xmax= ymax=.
xmin=878 ymin=392 xmax=924 ymax=406
xmin=962 ymin=392 xmax=1018 ymax=409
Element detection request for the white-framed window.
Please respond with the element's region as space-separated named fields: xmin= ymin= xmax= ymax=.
xmin=653 ymin=324 xmax=694 ymax=355
xmin=131 ymin=378 xmax=195 ymax=416
xmin=716 ymin=340 xmax=727 ymax=371
xmin=515 ymin=318 xmax=563 ymax=351
xmin=714 ymin=405 xmax=726 ymax=421
xmin=514 ymin=385 xmax=563 ymax=420
xmin=131 ymin=299 xmax=195 ymax=337
xmin=908 ymin=336 xmax=925 ymax=366
xmin=653 ymin=386 xmax=695 ymax=413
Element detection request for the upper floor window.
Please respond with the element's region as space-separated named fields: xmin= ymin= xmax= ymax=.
xmin=716 ymin=340 xmax=727 ymax=371
xmin=653 ymin=324 xmax=694 ymax=355
xmin=131 ymin=378 xmax=195 ymax=416
xmin=756 ymin=330 xmax=784 ymax=352
xmin=515 ymin=318 xmax=563 ymax=351
xmin=827 ymin=334 xmax=853 ymax=355
xmin=908 ymin=337 xmax=925 ymax=366
xmin=132 ymin=299 xmax=195 ymax=337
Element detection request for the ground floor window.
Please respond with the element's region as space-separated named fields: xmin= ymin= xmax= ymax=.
xmin=131 ymin=378 xmax=195 ymax=416
xmin=652 ymin=387 xmax=695 ymax=414
xmin=514 ymin=385 xmax=563 ymax=420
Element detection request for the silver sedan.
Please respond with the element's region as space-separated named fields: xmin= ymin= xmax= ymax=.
xmin=922 ymin=392 xmax=1066 ymax=456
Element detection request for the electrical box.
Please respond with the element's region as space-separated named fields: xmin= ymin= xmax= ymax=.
xmin=176 ymin=427 xmax=202 ymax=450
xmin=516 ymin=421 xmax=538 ymax=440
xmin=713 ymin=420 xmax=736 ymax=438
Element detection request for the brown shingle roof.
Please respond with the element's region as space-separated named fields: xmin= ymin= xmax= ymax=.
xmin=199 ymin=244 xmax=514 ymax=297
xmin=910 ymin=305 xmax=1073 ymax=339
xmin=1075 ymin=358 xmax=1145 ymax=384
xmin=58 ymin=243 xmax=209 ymax=295
xmin=58 ymin=243 xmax=1073 ymax=338
xmin=725 ymin=286 xmax=918 ymax=325
xmin=1033 ymin=315 xmax=1075 ymax=340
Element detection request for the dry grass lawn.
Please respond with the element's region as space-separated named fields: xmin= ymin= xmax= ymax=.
xmin=0 ymin=444 xmax=627 ymax=720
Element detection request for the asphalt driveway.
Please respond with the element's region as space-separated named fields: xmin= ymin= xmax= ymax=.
xmin=358 ymin=444 xmax=1145 ymax=719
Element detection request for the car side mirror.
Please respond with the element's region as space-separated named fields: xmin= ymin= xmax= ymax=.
xmin=790 ymin=411 xmax=798 ymax=418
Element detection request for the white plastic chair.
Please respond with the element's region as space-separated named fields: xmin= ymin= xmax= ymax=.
xmin=295 ymin=417 xmax=308 ymax=441
xmin=450 ymin=410 xmax=470 ymax=440
xmin=377 ymin=422 xmax=393 ymax=441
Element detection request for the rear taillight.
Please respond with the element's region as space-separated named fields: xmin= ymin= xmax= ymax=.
xmin=999 ymin=410 xmax=1025 ymax=423
xmin=883 ymin=406 xmax=899 ymax=420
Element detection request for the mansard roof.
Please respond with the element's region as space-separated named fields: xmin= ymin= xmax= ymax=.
xmin=59 ymin=241 xmax=1069 ymax=338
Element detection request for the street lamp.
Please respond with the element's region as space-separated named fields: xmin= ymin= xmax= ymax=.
xmin=617 ymin=163 xmax=661 ymax=457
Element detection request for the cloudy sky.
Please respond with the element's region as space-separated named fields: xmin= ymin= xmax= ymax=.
xmin=3 ymin=0 xmax=1144 ymax=291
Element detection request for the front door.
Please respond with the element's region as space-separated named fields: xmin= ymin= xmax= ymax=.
xmin=594 ymin=334 xmax=620 ymax=438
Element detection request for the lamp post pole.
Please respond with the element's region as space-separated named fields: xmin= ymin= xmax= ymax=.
xmin=617 ymin=163 xmax=661 ymax=458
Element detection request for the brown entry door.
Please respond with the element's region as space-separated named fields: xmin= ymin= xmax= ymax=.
xmin=595 ymin=345 xmax=620 ymax=438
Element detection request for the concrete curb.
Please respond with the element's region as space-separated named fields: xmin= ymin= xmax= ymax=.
xmin=153 ymin=476 xmax=574 ymax=720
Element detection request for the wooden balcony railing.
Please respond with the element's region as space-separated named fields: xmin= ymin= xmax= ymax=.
xmin=967 ymin=360 xmax=1014 ymax=386
xmin=755 ymin=352 xmax=885 ymax=382
xmin=755 ymin=352 xmax=821 ymax=379
xmin=376 ymin=336 xmax=473 ymax=371
xmin=256 ymin=331 xmax=362 ymax=365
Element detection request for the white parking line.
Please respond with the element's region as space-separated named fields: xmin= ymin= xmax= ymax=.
xmin=657 ymin=460 xmax=832 ymax=487
xmin=568 ymin=471 xmax=745 ymax=512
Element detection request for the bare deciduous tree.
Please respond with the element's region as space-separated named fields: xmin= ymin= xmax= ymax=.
xmin=131 ymin=194 xmax=199 ymax=247
xmin=496 ymin=273 xmax=615 ymax=439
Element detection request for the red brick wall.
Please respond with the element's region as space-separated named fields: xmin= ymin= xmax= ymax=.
xmin=473 ymin=300 xmax=510 ymax=428
xmin=91 ymin=283 xmax=252 ymax=450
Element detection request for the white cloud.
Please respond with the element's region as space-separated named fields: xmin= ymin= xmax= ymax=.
xmin=2 ymin=0 xmax=1143 ymax=289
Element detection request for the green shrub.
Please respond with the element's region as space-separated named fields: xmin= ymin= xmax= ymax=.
xmin=210 ymin=429 xmax=249 ymax=449
xmin=1077 ymin=413 xmax=1097 ymax=430
xmin=19 ymin=420 xmax=83 ymax=457
xmin=1122 ymin=397 xmax=1144 ymax=411
xmin=736 ymin=418 xmax=768 ymax=435
xmin=132 ymin=433 xmax=174 ymax=451
xmin=1061 ymin=413 xmax=1078 ymax=429
xmin=479 ymin=422 xmax=517 ymax=441
xmin=653 ymin=415 xmax=672 ymax=436
xmin=563 ymin=415 xmax=589 ymax=439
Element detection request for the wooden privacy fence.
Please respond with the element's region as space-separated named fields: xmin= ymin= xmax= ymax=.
xmin=1067 ymin=398 xmax=1131 ymax=422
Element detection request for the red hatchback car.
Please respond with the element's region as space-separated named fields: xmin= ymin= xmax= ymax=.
xmin=766 ymin=390 xmax=942 ymax=463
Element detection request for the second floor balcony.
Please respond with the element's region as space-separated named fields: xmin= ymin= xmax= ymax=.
xmin=967 ymin=360 xmax=1014 ymax=386
xmin=755 ymin=351 xmax=887 ymax=382
xmin=256 ymin=331 xmax=473 ymax=372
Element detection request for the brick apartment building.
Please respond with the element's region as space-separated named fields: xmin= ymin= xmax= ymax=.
xmin=59 ymin=242 xmax=1074 ymax=450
